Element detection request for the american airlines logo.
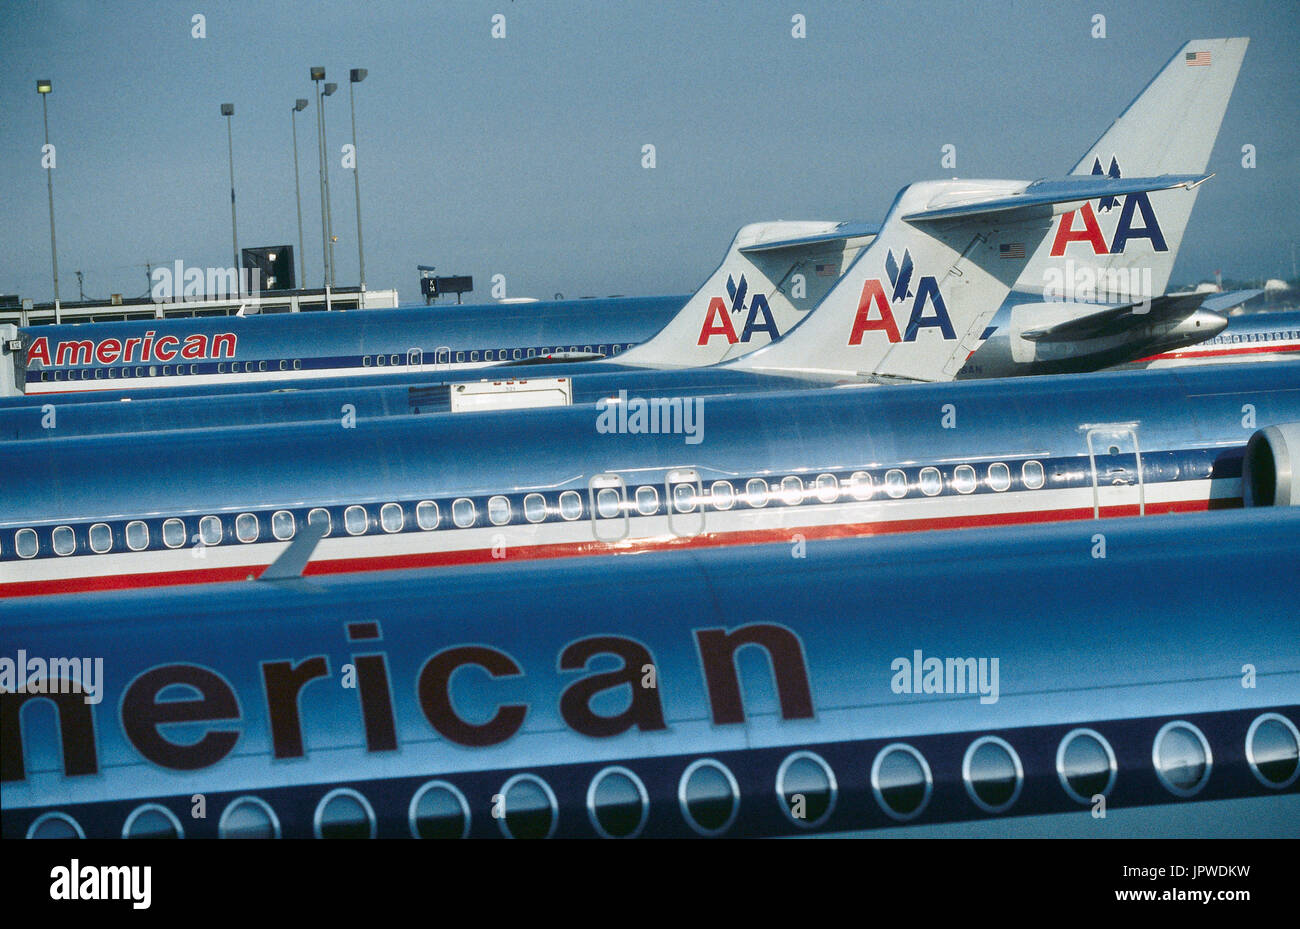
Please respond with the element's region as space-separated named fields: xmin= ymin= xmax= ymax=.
xmin=696 ymin=274 xmax=780 ymax=345
xmin=1050 ymin=156 xmax=1169 ymax=256
xmin=848 ymin=250 xmax=956 ymax=345
xmin=25 ymin=330 xmax=238 ymax=368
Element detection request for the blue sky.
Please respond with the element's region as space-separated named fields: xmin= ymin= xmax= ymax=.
xmin=2 ymin=0 xmax=1297 ymax=305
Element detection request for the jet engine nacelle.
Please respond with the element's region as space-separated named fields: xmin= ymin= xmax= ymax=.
xmin=1242 ymin=422 xmax=1300 ymax=507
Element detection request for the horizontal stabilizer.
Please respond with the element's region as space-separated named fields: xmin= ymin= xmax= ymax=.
xmin=1198 ymin=289 xmax=1263 ymax=313
xmin=738 ymin=221 xmax=881 ymax=253
xmin=902 ymin=174 xmax=1210 ymax=222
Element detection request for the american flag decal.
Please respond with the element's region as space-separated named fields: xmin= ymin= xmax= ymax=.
xmin=1185 ymin=51 xmax=1211 ymax=67
xmin=815 ymin=262 xmax=837 ymax=277
xmin=1000 ymin=242 xmax=1025 ymax=259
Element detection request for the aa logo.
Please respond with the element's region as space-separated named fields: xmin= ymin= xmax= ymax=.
xmin=848 ymin=250 xmax=955 ymax=345
xmin=696 ymin=274 xmax=780 ymax=345
xmin=1050 ymin=156 xmax=1168 ymax=256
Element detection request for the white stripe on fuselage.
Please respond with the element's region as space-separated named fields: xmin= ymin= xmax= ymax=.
xmin=1 ymin=478 xmax=1236 ymax=592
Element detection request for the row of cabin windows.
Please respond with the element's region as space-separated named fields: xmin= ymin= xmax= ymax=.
xmin=360 ymin=344 xmax=633 ymax=367
xmin=35 ymin=343 xmax=640 ymax=382
xmin=32 ymin=713 xmax=1292 ymax=838
xmin=1211 ymin=329 xmax=1300 ymax=344
xmin=40 ymin=360 xmax=306 ymax=381
xmin=8 ymin=461 xmax=1045 ymax=559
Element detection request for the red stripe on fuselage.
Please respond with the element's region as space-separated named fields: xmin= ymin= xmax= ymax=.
xmin=0 ymin=496 xmax=1236 ymax=599
xmin=1135 ymin=343 xmax=1300 ymax=363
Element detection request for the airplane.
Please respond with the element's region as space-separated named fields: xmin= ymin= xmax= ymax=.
xmin=2 ymin=357 xmax=1298 ymax=599
xmin=1127 ymin=307 xmax=1300 ymax=369
xmin=0 ymin=164 xmax=1222 ymax=443
xmin=0 ymin=215 xmax=879 ymax=400
xmin=3 ymin=301 xmax=1291 ymax=446
xmin=2 ymin=506 xmax=1297 ymax=838
xmin=0 ymin=38 xmax=1248 ymax=401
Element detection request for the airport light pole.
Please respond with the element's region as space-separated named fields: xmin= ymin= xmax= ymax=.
xmin=221 ymin=103 xmax=240 ymax=295
xmin=349 ymin=69 xmax=367 ymax=293
xmin=291 ymin=98 xmax=308 ymax=290
xmin=37 ymin=80 xmax=61 ymax=323
xmin=311 ymin=67 xmax=331 ymax=305
xmin=322 ymin=81 xmax=338 ymax=290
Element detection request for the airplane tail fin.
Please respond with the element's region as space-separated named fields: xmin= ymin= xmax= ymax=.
xmin=1019 ymin=38 xmax=1248 ymax=298
xmin=731 ymin=174 xmax=1209 ymax=382
xmin=614 ymin=221 xmax=877 ymax=369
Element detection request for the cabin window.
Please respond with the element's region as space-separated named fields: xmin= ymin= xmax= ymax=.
xmin=814 ymin=473 xmax=839 ymax=503
xmin=496 ymin=775 xmax=558 ymax=840
xmin=409 ymin=781 xmax=470 ymax=840
xmin=678 ymin=760 xmax=740 ymax=837
xmin=200 ymin=516 xmax=223 ymax=546
xmin=162 ymin=518 xmax=186 ymax=549
xmin=25 ymin=813 xmax=84 ymax=839
xmin=1056 ymin=728 xmax=1118 ymax=804
xmin=952 ymin=465 xmax=977 ymax=494
xmin=779 ymin=476 xmax=804 ymax=505
xmin=672 ymin=483 xmax=698 ymax=513
xmin=122 ymin=804 xmax=184 ymax=839
xmin=919 ymin=467 xmax=942 ymax=497
xmin=308 ymin=508 xmax=332 ymax=536
xmin=635 ymin=485 xmax=659 ymax=516
xmin=776 ymin=752 xmax=837 ymax=829
xmin=710 ymin=481 xmax=735 ymax=510
xmin=452 ymin=498 xmax=477 ymax=528
xmin=272 ymin=510 xmax=296 ymax=540
xmin=488 ymin=496 xmax=511 ymax=526
xmin=523 ymin=494 xmax=547 ymax=523
xmin=963 ymin=737 xmax=1024 ymax=814
xmin=235 ymin=513 xmax=259 ymax=543
xmin=884 ymin=469 xmax=908 ymax=499
xmin=125 ymin=520 xmax=149 ymax=551
xmin=988 ymin=462 xmax=1012 ymax=492
xmin=314 ymin=789 xmax=376 ymax=840
xmin=52 ymin=526 xmax=76 ymax=556
xmin=15 ymin=528 xmax=39 ymax=559
xmin=1153 ymin=722 xmax=1212 ymax=797
xmin=745 ymin=478 xmax=770 ymax=507
xmin=559 ymin=491 xmax=583 ymax=521
xmin=416 ymin=501 xmax=439 ymax=530
xmin=596 ymin=488 xmax=621 ymax=519
xmin=847 ymin=471 xmax=874 ymax=500
xmin=380 ymin=503 xmax=404 ymax=533
xmin=89 ymin=523 xmax=113 ymax=553
xmin=871 ymin=744 xmax=932 ymax=821
xmin=1022 ymin=460 xmax=1045 ymax=490
xmin=587 ymin=767 xmax=649 ymax=840
xmin=345 ymin=505 xmax=369 ymax=536
xmin=1246 ymin=713 xmax=1300 ymax=789
xmin=219 ymin=797 xmax=281 ymax=839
